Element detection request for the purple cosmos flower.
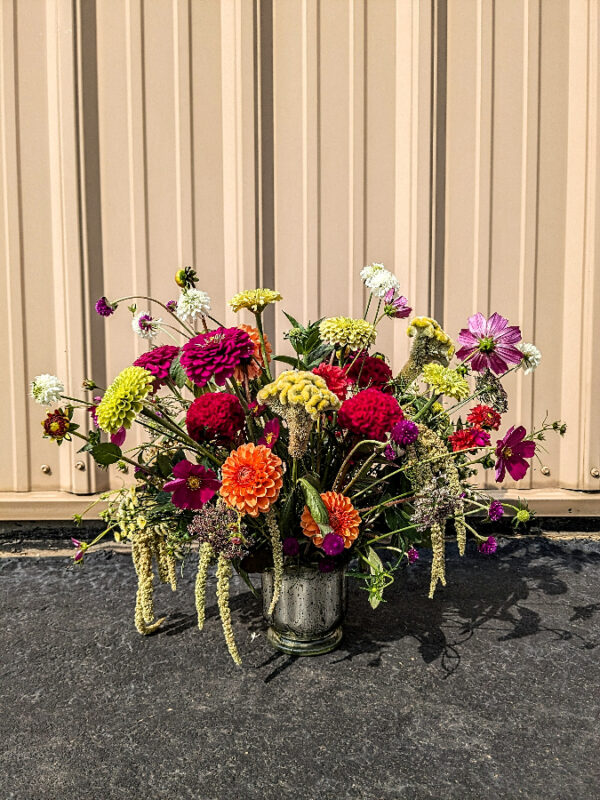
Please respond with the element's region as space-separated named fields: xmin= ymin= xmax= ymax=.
xmin=391 ymin=419 xmax=419 ymax=447
xmin=383 ymin=288 xmax=412 ymax=319
xmin=407 ymin=546 xmax=419 ymax=564
xmin=456 ymin=312 xmax=522 ymax=374
xmin=322 ymin=532 xmax=345 ymax=557
xmin=71 ymin=538 xmax=86 ymax=562
xmin=318 ymin=558 xmax=336 ymax=573
xmin=479 ymin=535 xmax=498 ymax=555
xmin=495 ymin=426 xmax=536 ymax=483
xmin=488 ymin=499 xmax=505 ymax=521
xmin=282 ymin=537 xmax=300 ymax=557
xmin=258 ymin=418 xmax=280 ymax=449
xmin=95 ymin=296 xmax=116 ymax=317
xmin=162 ymin=460 xmax=221 ymax=510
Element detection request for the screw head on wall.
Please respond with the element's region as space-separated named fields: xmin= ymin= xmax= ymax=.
xmin=541 ymin=466 xmax=551 ymax=476
xmin=591 ymin=468 xmax=600 ymax=479
xmin=40 ymin=464 xmax=51 ymax=475
xmin=74 ymin=461 xmax=86 ymax=471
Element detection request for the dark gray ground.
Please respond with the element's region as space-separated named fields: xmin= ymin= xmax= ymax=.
xmin=1 ymin=535 xmax=599 ymax=800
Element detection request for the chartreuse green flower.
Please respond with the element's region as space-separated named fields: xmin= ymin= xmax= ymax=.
xmin=96 ymin=366 xmax=154 ymax=433
xmin=319 ymin=317 xmax=376 ymax=350
xmin=422 ymin=363 xmax=470 ymax=401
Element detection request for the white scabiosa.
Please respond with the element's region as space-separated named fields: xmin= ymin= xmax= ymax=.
xmin=518 ymin=342 xmax=542 ymax=374
xmin=30 ymin=374 xmax=64 ymax=405
xmin=176 ymin=288 xmax=211 ymax=322
xmin=132 ymin=311 xmax=161 ymax=340
xmin=360 ymin=263 xmax=401 ymax=298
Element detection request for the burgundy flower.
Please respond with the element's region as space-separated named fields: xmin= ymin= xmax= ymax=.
xmin=383 ymin=288 xmax=412 ymax=319
xmin=407 ymin=546 xmax=419 ymax=564
xmin=479 ymin=535 xmax=498 ymax=555
xmin=186 ymin=392 xmax=245 ymax=444
xmin=134 ymin=345 xmax=180 ymax=387
xmin=163 ymin=460 xmax=221 ymax=510
xmin=180 ymin=327 xmax=254 ymax=387
xmin=282 ymin=537 xmax=300 ymax=557
xmin=258 ymin=418 xmax=280 ymax=449
xmin=391 ymin=419 xmax=419 ymax=447
xmin=95 ymin=296 xmax=116 ymax=317
xmin=488 ymin=500 xmax=504 ymax=521
xmin=322 ymin=532 xmax=345 ymax=556
xmin=338 ymin=388 xmax=404 ymax=441
xmin=494 ymin=426 xmax=536 ymax=482
xmin=344 ymin=353 xmax=392 ymax=389
xmin=456 ymin=312 xmax=522 ymax=374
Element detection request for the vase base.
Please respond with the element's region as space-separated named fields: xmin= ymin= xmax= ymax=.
xmin=266 ymin=625 xmax=343 ymax=656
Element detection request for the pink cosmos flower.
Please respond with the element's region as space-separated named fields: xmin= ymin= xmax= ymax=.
xmin=456 ymin=312 xmax=522 ymax=374
xmin=163 ymin=460 xmax=221 ymax=510
xmin=258 ymin=418 xmax=280 ymax=449
xmin=71 ymin=538 xmax=87 ymax=562
xmin=383 ymin=288 xmax=412 ymax=319
xmin=494 ymin=426 xmax=536 ymax=483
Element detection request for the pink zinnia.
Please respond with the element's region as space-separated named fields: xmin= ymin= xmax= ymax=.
xmin=134 ymin=345 xmax=180 ymax=387
xmin=180 ymin=327 xmax=254 ymax=387
xmin=163 ymin=460 xmax=221 ymax=510
xmin=494 ymin=426 xmax=536 ymax=483
xmin=456 ymin=312 xmax=522 ymax=374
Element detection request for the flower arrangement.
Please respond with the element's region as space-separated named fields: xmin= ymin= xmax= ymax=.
xmin=30 ymin=263 xmax=564 ymax=663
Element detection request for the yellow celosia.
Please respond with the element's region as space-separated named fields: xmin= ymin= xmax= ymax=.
xmin=96 ymin=366 xmax=154 ymax=433
xmin=319 ymin=317 xmax=377 ymax=351
xmin=228 ymin=288 xmax=282 ymax=313
xmin=257 ymin=370 xmax=340 ymax=420
xmin=407 ymin=316 xmax=454 ymax=357
xmin=422 ymin=363 xmax=470 ymax=401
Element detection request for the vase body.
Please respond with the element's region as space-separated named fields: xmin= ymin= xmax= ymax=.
xmin=261 ymin=566 xmax=346 ymax=656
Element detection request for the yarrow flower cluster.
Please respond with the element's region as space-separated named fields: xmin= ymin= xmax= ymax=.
xmin=180 ymin=327 xmax=254 ymax=387
xmin=176 ymin=288 xmax=211 ymax=322
xmin=360 ymin=263 xmax=400 ymax=297
xmin=188 ymin=503 xmax=251 ymax=560
xmin=96 ymin=366 xmax=154 ymax=433
xmin=31 ymin=374 xmax=64 ymax=406
xmin=338 ymin=388 xmax=403 ymax=441
xmin=319 ymin=317 xmax=377 ymax=350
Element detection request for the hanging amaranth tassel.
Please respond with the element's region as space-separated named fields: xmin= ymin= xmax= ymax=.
xmin=195 ymin=542 xmax=214 ymax=631
xmin=216 ymin=554 xmax=241 ymax=666
xmin=266 ymin=510 xmax=283 ymax=616
xmin=131 ymin=531 xmax=165 ymax=635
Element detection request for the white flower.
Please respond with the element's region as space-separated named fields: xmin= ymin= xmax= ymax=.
xmin=518 ymin=342 xmax=542 ymax=374
xmin=176 ymin=288 xmax=211 ymax=321
xmin=360 ymin=262 xmax=400 ymax=297
xmin=30 ymin=374 xmax=64 ymax=405
xmin=132 ymin=311 xmax=161 ymax=340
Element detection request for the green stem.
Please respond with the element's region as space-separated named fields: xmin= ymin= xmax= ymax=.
xmin=413 ymin=393 xmax=441 ymax=421
xmin=113 ymin=295 xmax=196 ymax=337
xmin=363 ymin=294 xmax=373 ymax=320
xmin=253 ymin=311 xmax=273 ymax=381
xmin=140 ymin=406 xmax=221 ymax=467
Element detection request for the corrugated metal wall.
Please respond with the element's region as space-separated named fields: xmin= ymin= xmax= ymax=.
xmin=1 ymin=0 xmax=599 ymax=516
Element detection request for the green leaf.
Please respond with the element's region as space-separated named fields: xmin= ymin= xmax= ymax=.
xmin=154 ymin=491 xmax=172 ymax=505
xmin=273 ymin=355 xmax=301 ymax=367
xmin=282 ymin=311 xmax=302 ymax=329
xmin=157 ymin=453 xmax=173 ymax=478
xmin=298 ymin=477 xmax=332 ymax=537
xmin=91 ymin=443 xmax=122 ymax=466
xmin=169 ymin=356 xmax=187 ymax=388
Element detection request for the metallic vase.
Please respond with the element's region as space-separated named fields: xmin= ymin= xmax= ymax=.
xmin=262 ymin=566 xmax=347 ymax=656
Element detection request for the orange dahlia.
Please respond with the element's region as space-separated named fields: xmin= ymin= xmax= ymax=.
xmin=220 ymin=443 xmax=283 ymax=517
xmin=233 ymin=324 xmax=272 ymax=382
xmin=300 ymin=491 xmax=361 ymax=549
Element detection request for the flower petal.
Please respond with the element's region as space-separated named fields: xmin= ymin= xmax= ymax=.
xmin=506 ymin=456 xmax=530 ymax=481
xmin=485 ymin=312 xmax=509 ymax=337
xmin=468 ymin=312 xmax=488 ymax=337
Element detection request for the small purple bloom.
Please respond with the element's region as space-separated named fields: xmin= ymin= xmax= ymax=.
xmin=383 ymin=289 xmax=412 ymax=319
xmin=479 ymin=535 xmax=498 ymax=555
xmin=258 ymin=418 xmax=280 ymax=449
xmin=488 ymin=500 xmax=504 ymax=521
xmin=407 ymin=546 xmax=419 ymax=564
xmin=166 ymin=300 xmax=177 ymax=312
xmin=322 ymin=532 xmax=345 ymax=557
xmin=71 ymin=537 xmax=86 ymax=562
xmin=95 ymin=296 xmax=116 ymax=317
xmin=384 ymin=444 xmax=396 ymax=461
xmin=391 ymin=419 xmax=419 ymax=447
xmin=318 ymin=558 xmax=336 ymax=573
xmin=282 ymin=537 xmax=300 ymax=557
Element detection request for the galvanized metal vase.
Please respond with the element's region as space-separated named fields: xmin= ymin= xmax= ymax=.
xmin=261 ymin=566 xmax=347 ymax=656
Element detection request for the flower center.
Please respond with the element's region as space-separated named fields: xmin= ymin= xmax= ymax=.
xmin=503 ymin=447 xmax=513 ymax=458
xmin=478 ymin=336 xmax=496 ymax=353
xmin=186 ymin=476 xmax=202 ymax=491
xmin=235 ymin=465 xmax=256 ymax=486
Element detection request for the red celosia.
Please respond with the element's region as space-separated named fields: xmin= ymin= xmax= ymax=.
xmin=338 ymin=388 xmax=404 ymax=441
xmin=448 ymin=427 xmax=491 ymax=452
xmin=134 ymin=345 xmax=180 ymax=387
xmin=466 ymin=404 xmax=502 ymax=431
xmin=186 ymin=392 xmax=245 ymax=444
xmin=344 ymin=354 xmax=392 ymax=389
xmin=312 ymin=363 xmax=351 ymax=401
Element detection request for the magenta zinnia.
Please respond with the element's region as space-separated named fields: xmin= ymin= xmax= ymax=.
xmin=162 ymin=460 xmax=221 ymax=510
xmin=494 ymin=426 xmax=536 ymax=482
xmin=456 ymin=312 xmax=522 ymax=374
xmin=180 ymin=327 xmax=254 ymax=387
xmin=134 ymin=345 xmax=179 ymax=387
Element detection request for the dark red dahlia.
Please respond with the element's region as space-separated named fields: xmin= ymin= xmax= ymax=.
xmin=338 ymin=388 xmax=403 ymax=441
xmin=447 ymin=427 xmax=490 ymax=452
xmin=134 ymin=345 xmax=180 ymax=387
xmin=180 ymin=327 xmax=254 ymax=387
xmin=186 ymin=392 xmax=245 ymax=443
xmin=312 ymin=363 xmax=351 ymax=400
xmin=466 ymin=404 xmax=502 ymax=431
xmin=344 ymin=353 xmax=392 ymax=389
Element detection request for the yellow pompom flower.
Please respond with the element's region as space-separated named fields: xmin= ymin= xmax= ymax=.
xmin=422 ymin=363 xmax=470 ymax=401
xmin=96 ymin=366 xmax=154 ymax=433
xmin=407 ymin=316 xmax=454 ymax=357
xmin=228 ymin=288 xmax=282 ymax=313
xmin=319 ymin=317 xmax=377 ymax=350
xmin=257 ymin=370 xmax=340 ymax=419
